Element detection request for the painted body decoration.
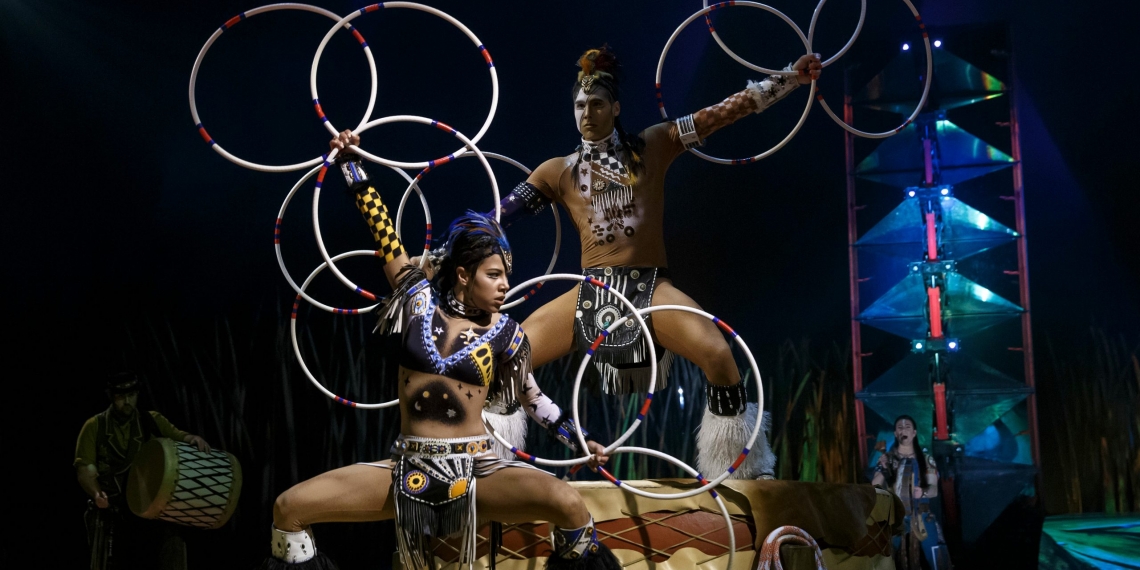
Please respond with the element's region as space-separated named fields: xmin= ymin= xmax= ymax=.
xmin=487 ymin=46 xmax=810 ymax=481
xmin=259 ymin=149 xmax=618 ymax=570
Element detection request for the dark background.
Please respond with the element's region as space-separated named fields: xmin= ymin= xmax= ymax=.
xmin=3 ymin=0 xmax=1137 ymax=566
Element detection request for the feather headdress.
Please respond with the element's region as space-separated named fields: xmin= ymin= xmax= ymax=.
xmin=576 ymin=45 xmax=620 ymax=98
xmin=444 ymin=210 xmax=513 ymax=274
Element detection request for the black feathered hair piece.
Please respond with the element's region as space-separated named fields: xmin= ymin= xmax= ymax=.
xmin=572 ymin=45 xmax=645 ymax=181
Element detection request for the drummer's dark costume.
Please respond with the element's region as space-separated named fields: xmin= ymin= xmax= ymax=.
xmin=490 ymin=47 xmax=801 ymax=480
xmin=264 ymin=156 xmax=617 ymax=570
xmin=75 ymin=406 xmax=190 ymax=569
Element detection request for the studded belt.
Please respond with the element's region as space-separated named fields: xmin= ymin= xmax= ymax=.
xmin=393 ymin=436 xmax=491 ymax=458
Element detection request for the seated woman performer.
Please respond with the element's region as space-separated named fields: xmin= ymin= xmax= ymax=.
xmin=261 ymin=132 xmax=618 ymax=570
xmin=487 ymin=46 xmax=822 ymax=480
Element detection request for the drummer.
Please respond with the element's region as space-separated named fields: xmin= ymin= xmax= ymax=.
xmin=73 ymin=372 xmax=211 ymax=570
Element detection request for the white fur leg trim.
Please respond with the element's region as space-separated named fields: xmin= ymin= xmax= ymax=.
xmin=695 ymin=403 xmax=776 ymax=480
xmin=484 ymin=407 xmax=528 ymax=460
xmin=271 ymin=526 xmax=316 ymax=563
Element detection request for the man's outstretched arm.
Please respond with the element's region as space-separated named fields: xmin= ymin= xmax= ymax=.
xmin=665 ymin=53 xmax=822 ymax=153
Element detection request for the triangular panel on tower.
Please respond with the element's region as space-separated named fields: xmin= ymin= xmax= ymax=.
xmin=858 ymin=273 xmax=1023 ymax=339
xmin=945 ymin=355 xmax=1033 ymax=442
xmin=856 ymin=120 xmax=1014 ymax=188
xmin=858 ymin=354 xmax=934 ymax=439
xmin=856 ymin=48 xmax=1006 ymax=113
xmin=857 ymin=196 xmax=1018 ymax=260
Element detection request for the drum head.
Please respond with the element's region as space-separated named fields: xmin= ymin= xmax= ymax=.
xmin=127 ymin=438 xmax=180 ymax=520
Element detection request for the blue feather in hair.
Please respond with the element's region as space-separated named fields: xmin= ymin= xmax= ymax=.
xmin=443 ymin=210 xmax=513 ymax=273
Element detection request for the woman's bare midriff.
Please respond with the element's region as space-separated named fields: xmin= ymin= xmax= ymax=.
xmin=399 ymin=367 xmax=493 ymax=439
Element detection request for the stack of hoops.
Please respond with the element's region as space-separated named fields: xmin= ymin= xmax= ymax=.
xmin=191 ymin=2 xmax=933 ymax=564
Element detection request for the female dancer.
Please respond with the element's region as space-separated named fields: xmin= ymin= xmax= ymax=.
xmin=261 ymin=132 xmax=617 ymax=570
xmin=872 ymin=415 xmax=948 ymax=569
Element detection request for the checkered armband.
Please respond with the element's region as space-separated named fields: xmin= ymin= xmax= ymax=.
xmin=354 ymin=187 xmax=405 ymax=263
xmin=548 ymin=411 xmax=591 ymax=455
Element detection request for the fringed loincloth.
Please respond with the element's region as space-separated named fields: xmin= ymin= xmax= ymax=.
xmin=575 ymin=266 xmax=674 ymax=394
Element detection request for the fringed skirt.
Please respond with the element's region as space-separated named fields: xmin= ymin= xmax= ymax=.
xmin=358 ymin=435 xmax=543 ymax=570
xmin=575 ymin=266 xmax=674 ymax=394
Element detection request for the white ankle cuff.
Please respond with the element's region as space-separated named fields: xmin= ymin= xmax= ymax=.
xmin=271 ymin=526 xmax=316 ymax=563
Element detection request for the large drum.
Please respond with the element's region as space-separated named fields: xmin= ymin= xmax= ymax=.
xmin=126 ymin=437 xmax=243 ymax=530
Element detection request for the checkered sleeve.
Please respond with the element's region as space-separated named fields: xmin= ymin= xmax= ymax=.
xmin=354 ymin=186 xmax=405 ymax=264
xmin=692 ymin=65 xmax=799 ymax=139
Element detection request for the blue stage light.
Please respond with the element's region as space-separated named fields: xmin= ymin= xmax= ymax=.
xmin=934 ymin=40 xmax=943 ymax=48
xmin=902 ymin=43 xmax=911 ymax=51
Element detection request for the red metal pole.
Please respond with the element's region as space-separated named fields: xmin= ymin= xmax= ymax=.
xmin=925 ymin=211 xmax=938 ymax=261
xmin=1008 ymin=56 xmax=1041 ymax=471
xmin=933 ymin=382 xmax=949 ymax=440
xmin=845 ymin=87 xmax=869 ymax=466
xmin=927 ymin=287 xmax=944 ymax=338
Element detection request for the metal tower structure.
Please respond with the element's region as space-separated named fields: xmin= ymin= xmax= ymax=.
xmin=845 ymin=31 xmax=1040 ymax=549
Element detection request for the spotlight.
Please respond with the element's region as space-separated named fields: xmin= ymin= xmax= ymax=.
xmin=948 ymin=341 xmax=958 ymax=350
xmin=934 ymin=40 xmax=943 ymax=48
xmin=940 ymin=188 xmax=950 ymax=195
xmin=912 ymin=340 xmax=925 ymax=353
xmin=908 ymin=190 xmax=916 ymax=197
xmin=902 ymin=43 xmax=911 ymax=51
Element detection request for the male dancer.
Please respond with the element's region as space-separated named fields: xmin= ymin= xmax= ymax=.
xmin=492 ymin=46 xmax=821 ymax=479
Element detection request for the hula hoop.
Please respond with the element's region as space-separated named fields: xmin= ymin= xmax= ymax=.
xmin=310 ymin=2 xmax=499 ymax=169
xmin=656 ymin=2 xmax=816 ymax=165
xmin=597 ymin=446 xmax=738 ymax=567
xmin=313 ymin=116 xmax=500 ymax=299
xmin=572 ymin=305 xmax=764 ymax=500
xmin=700 ymin=0 xmax=808 ymax=75
xmin=701 ymin=0 xmax=866 ymax=71
xmin=290 ymin=249 xmax=399 ymax=409
xmin=393 ymin=151 xmax=561 ymax=311
xmin=275 ymin=162 xmax=431 ymax=314
xmin=813 ymin=0 xmax=932 ymax=138
xmin=806 ymin=0 xmax=867 ymax=67
xmin=189 ymin=3 xmax=377 ymax=173
xmin=484 ymin=273 xmax=656 ymax=467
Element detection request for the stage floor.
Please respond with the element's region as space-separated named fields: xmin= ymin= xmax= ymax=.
xmin=425 ymin=479 xmax=904 ymax=569
xmin=1039 ymin=513 xmax=1140 ymax=570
